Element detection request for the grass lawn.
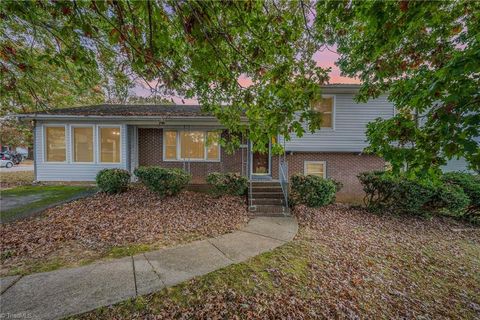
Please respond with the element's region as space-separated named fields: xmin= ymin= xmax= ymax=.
xmin=0 ymin=171 xmax=34 ymax=189
xmin=76 ymin=204 xmax=480 ymax=319
xmin=1 ymin=185 xmax=94 ymax=222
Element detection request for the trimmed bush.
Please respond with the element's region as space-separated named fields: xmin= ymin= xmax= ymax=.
xmin=134 ymin=166 xmax=191 ymax=197
xmin=431 ymin=184 xmax=470 ymax=216
xmin=96 ymin=168 xmax=131 ymax=194
xmin=290 ymin=174 xmax=338 ymax=207
xmin=442 ymin=172 xmax=480 ymax=223
xmin=206 ymin=172 xmax=248 ymax=196
xmin=358 ymin=171 xmax=471 ymax=218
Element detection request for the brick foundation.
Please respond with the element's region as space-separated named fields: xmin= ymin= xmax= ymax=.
xmin=137 ymin=128 xmax=247 ymax=183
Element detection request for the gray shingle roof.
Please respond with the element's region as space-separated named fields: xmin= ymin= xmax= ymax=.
xmin=33 ymin=104 xmax=208 ymax=117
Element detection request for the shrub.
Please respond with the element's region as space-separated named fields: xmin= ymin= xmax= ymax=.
xmin=358 ymin=171 xmax=471 ymax=218
xmin=442 ymin=172 xmax=480 ymax=223
xmin=96 ymin=169 xmax=131 ymax=194
xmin=134 ymin=166 xmax=191 ymax=197
xmin=290 ymin=174 xmax=337 ymax=207
xmin=430 ymin=184 xmax=470 ymax=217
xmin=206 ymin=172 xmax=248 ymax=196
xmin=392 ymin=178 xmax=438 ymax=216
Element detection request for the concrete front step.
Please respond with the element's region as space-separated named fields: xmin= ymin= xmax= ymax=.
xmin=250 ymin=182 xmax=282 ymax=187
xmin=250 ymin=187 xmax=283 ymax=193
xmin=250 ymin=192 xmax=284 ymax=199
xmin=249 ymin=212 xmax=289 ymax=217
xmin=251 ymin=198 xmax=285 ymax=205
xmin=249 ymin=205 xmax=290 ymax=214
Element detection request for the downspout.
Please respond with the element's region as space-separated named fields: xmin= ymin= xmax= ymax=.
xmin=32 ymin=120 xmax=38 ymax=182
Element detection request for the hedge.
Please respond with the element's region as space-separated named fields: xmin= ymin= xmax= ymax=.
xmin=442 ymin=172 xmax=480 ymax=223
xmin=206 ymin=172 xmax=248 ymax=196
xmin=289 ymin=174 xmax=340 ymax=207
xmin=95 ymin=169 xmax=131 ymax=194
xmin=134 ymin=166 xmax=191 ymax=197
xmin=358 ymin=171 xmax=476 ymax=220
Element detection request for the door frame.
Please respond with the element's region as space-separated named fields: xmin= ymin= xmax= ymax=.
xmin=249 ymin=141 xmax=272 ymax=178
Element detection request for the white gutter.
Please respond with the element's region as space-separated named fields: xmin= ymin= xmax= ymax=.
xmin=15 ymin=114 xmax=249 ymax=125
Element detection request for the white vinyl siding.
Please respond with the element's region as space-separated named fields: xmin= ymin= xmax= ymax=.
xmin=280 ymin=94 xmax=394 ymax=152
xmin=35 ymin=122 xmax=128 ymax=181
xmin=442 ymin=158 xmax=476 ymax=173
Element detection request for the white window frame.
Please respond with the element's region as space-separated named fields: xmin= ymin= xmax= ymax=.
xmin=314 ymin=94 xmax=336 ymax=130
xmin=70 ymin=124 xmax=95 ymax=164
xmin=163 ymin=129 xmax=221 ymax=162
xmin=304 ymin=160 xmax=327 ymax=178
xmin=43 ymin=124 xmax=68 ymax=164
xmin=97 ymin=125 xmax=122 ymax=164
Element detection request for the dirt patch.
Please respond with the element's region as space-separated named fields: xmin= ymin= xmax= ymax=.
xmin=0 ymin=185 xmax=249 ymax=275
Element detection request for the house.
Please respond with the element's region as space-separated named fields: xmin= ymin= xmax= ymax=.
xmin=16 ymin=84 xmax=472 ymax=211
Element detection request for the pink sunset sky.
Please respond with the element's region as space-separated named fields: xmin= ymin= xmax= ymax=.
xmin=135 ymin=47 xmax=359 ymax=104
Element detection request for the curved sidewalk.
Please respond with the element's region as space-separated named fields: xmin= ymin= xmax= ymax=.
xmin=0 ymin=216 xmax=298 ymax=320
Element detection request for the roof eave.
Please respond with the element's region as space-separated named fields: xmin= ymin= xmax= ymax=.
xmin=15 ymin=113 xmax=248 ymax=124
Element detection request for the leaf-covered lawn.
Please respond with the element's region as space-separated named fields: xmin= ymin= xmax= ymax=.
xmin=76 ymin=204 xmax=480 ymax=319
xmin=0 ymin=185 xmax=249 ymax=276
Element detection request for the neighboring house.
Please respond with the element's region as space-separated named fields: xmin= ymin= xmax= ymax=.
xmin=16 ymin=84 xmax=473 ymax=205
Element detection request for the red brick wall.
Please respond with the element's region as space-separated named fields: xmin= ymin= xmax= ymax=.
xmin=137 ymin=128 xmax=246 ymax=183
xmin=273 ymin=152 xmax=385 ymax=201
xmin=137 ymin=128 xmax=384 ymax=201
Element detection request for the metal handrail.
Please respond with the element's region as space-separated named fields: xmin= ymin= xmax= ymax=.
xmin=248 ymin=179 xmax=253 ymax=209
xmin=279 ymin=158 xmax=289 ymax=209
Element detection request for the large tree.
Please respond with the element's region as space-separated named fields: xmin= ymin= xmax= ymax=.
xmin=1 ymin=1 xmax=478 ymax=172
xmin=1 ymin=0 xmax=327 ymax=153
xmin=316 ymin=0 xmax=480 ymax=175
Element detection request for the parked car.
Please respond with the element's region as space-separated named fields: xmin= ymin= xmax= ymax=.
xmin=0 ymin=158 xmax=14 ymax=168
xmin=2 ymin=151 xmax=22 ymax=165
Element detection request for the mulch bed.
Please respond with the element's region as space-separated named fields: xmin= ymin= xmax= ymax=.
xmin=0 ymin=185 xmax=248 ymax=274
xmin=79 ymin=204 xmax=480 ymax=319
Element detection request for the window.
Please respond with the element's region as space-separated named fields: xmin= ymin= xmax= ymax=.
xmin=99 ymin=127 xmax=121 ymax=163
xmin=304 ymin=161 xmax=326 ymax=178
xmin=206 ymin=131 xmax=220 ymax=160
xmin=165 ymin=131 xmax=177 ymax=160
xmin=72 ymin=127 xmax=94 ymax=162
xmin=312 ymin=96 xmax=334 ymax=128
xmin=181 ymin=131 xmax=205 ymax=160
xmin=164 ymin=130 xmax=221 ymax=161
xmin=45 ymin=126 xmax=66 ymax=162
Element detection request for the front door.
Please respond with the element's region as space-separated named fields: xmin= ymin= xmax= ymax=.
xmin=251 ymin=143 xmax=271 ymax=176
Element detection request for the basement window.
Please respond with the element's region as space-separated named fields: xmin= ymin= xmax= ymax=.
xmin=304 ymin=161 xmax=326 ymax=178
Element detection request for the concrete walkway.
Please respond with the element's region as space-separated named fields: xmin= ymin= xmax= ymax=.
xmin=0 ymin=216 xmax=297 ymax=320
